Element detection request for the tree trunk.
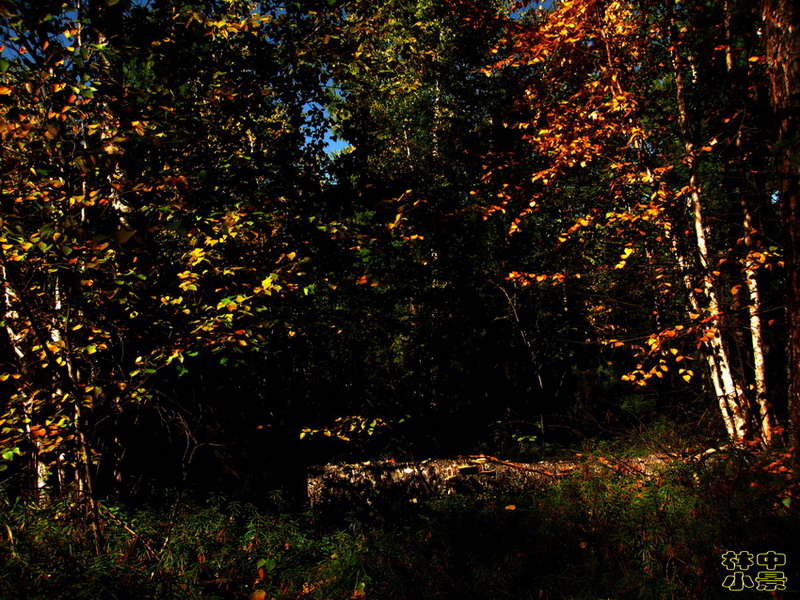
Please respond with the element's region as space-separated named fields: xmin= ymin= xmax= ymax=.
xmin=0 ymin=257 xmax=47 ymax=498
xmin=742 ymin=201 xmax=774 ymax=445
xmin=307 ymin=454 xmax=673 ymax=509
xmin=762 ymin=0 xmax=800 ymax=449
xmin=668 ymin=13 xmax=752 ymax=440
xmin=723 ymin=0 xmax=774 ymax=445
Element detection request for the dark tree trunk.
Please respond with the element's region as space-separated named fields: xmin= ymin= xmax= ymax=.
xmin=762 ymin=0 xmax=800 ymax=451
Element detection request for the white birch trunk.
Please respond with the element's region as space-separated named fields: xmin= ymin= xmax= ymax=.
xmin=669 ymin=23 xmax=752 ymax=440
xmin=669 ymin=235 xmax=738 ymax=439
xmin=723 ymin=0 xmax=774 ymax=445
xmin=742 ymin=201 xmax=773 ymax=444
xmin=1 ymin=262 xmax=48 ymax=494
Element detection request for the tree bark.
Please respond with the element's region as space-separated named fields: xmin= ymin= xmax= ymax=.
xmin=762 ymin=0 xmax=800 ymax=449
xmin=307 ymin=454 xmax=673 ymax=509
xmin=742 ymin=202 xmax=774 ymax=445
xmin=668 ymin=11 xmax=752 ymax=440
xmin=723 ymin=0 xmax=774 ymax=445
xmin=0 ymin=259 xmax=47 ymax=497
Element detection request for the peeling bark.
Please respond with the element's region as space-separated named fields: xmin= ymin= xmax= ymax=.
xmin=307 ymin=454 xmax=673 ymax=508
xmin=722 ymin=0 xmax=774 ymax=446
xmin=668 ymin=8 xmax=752 ymax=441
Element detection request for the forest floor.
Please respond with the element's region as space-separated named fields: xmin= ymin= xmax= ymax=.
xmin=1 ymin=444 xmax=797 ymax=600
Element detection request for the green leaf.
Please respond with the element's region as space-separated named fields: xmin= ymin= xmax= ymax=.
xmin=256 ymin=557 xmax=277 ymax=572
xmin=0 ymin=59 xmax=9 ymax=73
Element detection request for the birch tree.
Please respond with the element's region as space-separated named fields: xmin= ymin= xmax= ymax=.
xmin=469 ymin=0 xmax=784 ymax=444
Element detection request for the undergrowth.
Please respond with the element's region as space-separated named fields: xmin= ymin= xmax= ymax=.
xmin=0 ymin=444 xmax=797 ymax=599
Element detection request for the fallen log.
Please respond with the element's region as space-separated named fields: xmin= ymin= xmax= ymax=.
xmin=306 ymin=453 xmax=674 ymax=508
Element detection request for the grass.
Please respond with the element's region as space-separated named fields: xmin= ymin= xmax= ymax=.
xmin=0 ymin=441 xmax=797 ymax=599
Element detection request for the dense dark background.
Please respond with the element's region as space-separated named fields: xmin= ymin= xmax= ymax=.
xmin=0 ymin=0 xmax=791 ymax=504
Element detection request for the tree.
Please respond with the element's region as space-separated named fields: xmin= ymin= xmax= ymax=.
xmin=762 ymin=0 xmax=800 ymax=449
xmin=0 ymin=0 xmax=334 ymax=517
xmin=307 ymin=0 xmax=586 ymax=455
xmin=469 ymin=0 xmax=785 ymax=444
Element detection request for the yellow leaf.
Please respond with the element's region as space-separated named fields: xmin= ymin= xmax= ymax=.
xmin=350 ymin=582 xmax=367 ymax=598
xmin=261 ymin=274 xmax=277 ymax=289
xmin=0 ymin=85 xmax=12 ymax=95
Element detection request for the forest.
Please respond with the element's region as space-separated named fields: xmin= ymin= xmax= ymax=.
xmin=0 ymin=0 xmax=799 ymax=598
